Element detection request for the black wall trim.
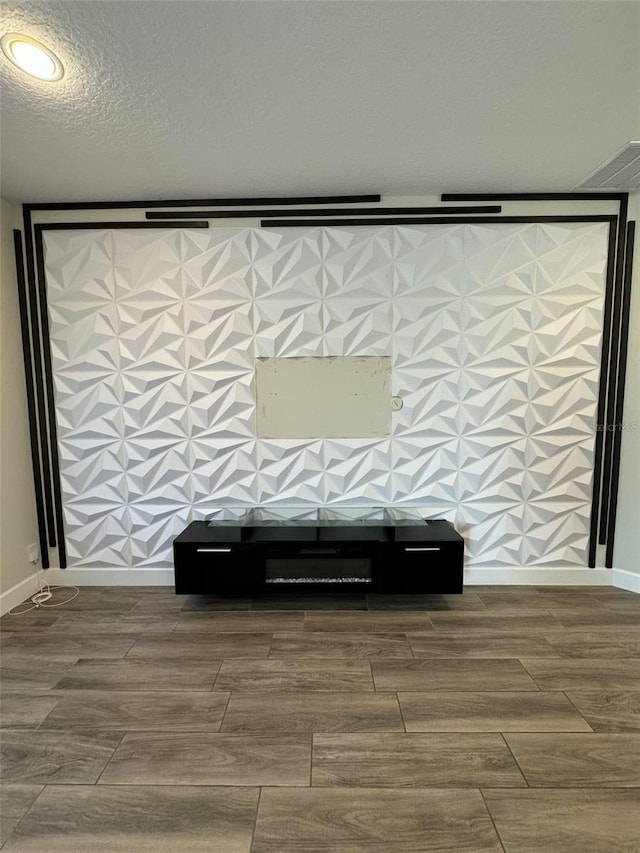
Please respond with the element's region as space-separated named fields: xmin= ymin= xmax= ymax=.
xmin=264 ymin=215 xmax=616 ymax=228
xmin=600 ymin=196 xmax=629 ymax=543
xmin=13 ymin=230 xmax=50 ymax=570
xmin=23 ymin=201 xmax=625 ymax=573
xmin=33 ymin=229 xmax=68 ymax=569
xmin=441 ymin=192 xmax=628 ymax=202
xmin=146 ymin=205 xmax=503 ymax=220
xmin=22 ymin=208 xmax=56 ymax=547
xmin=605 ymin=221 xmax=635 ymax=568
xmin=35 ymin=221 xmax=209 ymax=231
xmin=26 ymin=195 xmax=381 ymax=212
xmin=588 ymin=222 xmax=619 ymax=568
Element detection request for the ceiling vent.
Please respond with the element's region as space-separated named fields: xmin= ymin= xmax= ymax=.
xmin=575 ymin=142 xmax=640 ymax=190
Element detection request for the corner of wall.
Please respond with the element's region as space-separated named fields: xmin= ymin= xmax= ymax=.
xmin=0 ymin=198 xmax=40 ymax=601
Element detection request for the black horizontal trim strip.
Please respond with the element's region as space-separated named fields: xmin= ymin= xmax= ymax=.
xmin=35 ymin=221 xmax=209 ymax=231
xmin=26 ymin=195 xmax=381 ymax=212
xmin=146 ymin=205 xmax=503 ymax=220
xmin=442 ymin=192 xmax=628 ymax=202
xmin=263 ymin=215 xmax=617 ymax=228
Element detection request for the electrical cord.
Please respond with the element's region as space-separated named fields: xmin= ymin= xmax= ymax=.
xmin=8 ymin=562 xmax=80 ymax=615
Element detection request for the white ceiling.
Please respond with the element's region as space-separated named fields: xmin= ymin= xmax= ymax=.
xmin=1 ymin=0 xmax=639 ymax=204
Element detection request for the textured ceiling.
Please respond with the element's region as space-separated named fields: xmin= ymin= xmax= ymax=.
xmin=1 ymin=1 xmax=639 ymax=204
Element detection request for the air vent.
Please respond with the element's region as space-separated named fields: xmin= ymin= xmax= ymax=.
xmin=575 ymin=142 xmax=640 ymax=190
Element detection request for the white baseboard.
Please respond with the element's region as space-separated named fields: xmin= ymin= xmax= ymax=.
xmin=41 ymin=568 xmax=175 ymax=587
xmin=0 ymin=571 xmax=41 ymax=616
xmin=464 ymin=566 xmax=614 ymax=586
xmin=18 ymin=564 xmax=638 ymax=593
xmin=611 ymin=569 xmax=640 ymax=593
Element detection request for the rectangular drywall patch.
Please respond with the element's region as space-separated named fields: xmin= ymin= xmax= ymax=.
xmin=256 ymin=356 xmax=391 ymax=438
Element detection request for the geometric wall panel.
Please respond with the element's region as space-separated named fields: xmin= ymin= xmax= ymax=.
xmin=43 ymin=222 xmax=610 ymax=568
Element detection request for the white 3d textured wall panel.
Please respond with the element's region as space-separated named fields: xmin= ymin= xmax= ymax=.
xmin=43 ymin=223 xmax=610 ymax=568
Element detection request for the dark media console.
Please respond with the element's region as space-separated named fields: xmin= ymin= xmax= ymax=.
xmin=173 ymin=508 xmax=464 ymax=595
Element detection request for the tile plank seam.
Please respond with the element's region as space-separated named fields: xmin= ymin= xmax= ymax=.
xmin=560 ymin=691 xmax=596 ymax=732
xmin=93 ymin=732 xmax=127 ymax=785
xmin=478 ymin=787 xmax=510 ymax=853
xmin=499 ymin=732 xmax=530 ymax=788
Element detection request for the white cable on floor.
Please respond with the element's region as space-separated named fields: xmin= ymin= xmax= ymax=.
xmin=8 ymin=562 xmax=79 ymax=615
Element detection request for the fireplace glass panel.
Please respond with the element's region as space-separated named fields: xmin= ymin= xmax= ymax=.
xmin=265 ymin=557 xmax=372 ymax=584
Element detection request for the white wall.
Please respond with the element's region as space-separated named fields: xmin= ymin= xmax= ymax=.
xmin=0 ymin=198 xmax=39 ymax=604
xmin=613 ymin=192 xmax=640 ymax=586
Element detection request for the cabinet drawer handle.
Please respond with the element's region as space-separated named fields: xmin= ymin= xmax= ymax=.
xmin=404 ymin=547 xmax=441 ymax=552
xmin=197 ymin=548 xmax=232 ymax=553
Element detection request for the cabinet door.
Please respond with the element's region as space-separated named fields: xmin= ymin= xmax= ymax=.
xmin=174 ymin=543 xmax=261 ymax=594
xmin=378 ymin=543 xmax=463 ymax=594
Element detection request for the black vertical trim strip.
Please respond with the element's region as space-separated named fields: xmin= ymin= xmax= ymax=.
xmin=600 ymin=196 xmax=628 ymax=543
xmin=588 ymin=221 xmax=618 ymax=567
xmin=21 ymin=207 xmax=56 ymax=546
xmin=605 ymin=221 xmax=635 ymax=568
xmin=33 ymin=227 xmax=67 ymax=569
xmin=13 ymin=230 xmax=50 ymax=569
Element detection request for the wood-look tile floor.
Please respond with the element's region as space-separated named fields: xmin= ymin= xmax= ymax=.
xmin=1 ymin=585 xmax=639 ymax=852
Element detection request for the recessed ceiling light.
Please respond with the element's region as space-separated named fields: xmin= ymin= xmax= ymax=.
xmin=1 ymin=33 xmax=64 ymax=81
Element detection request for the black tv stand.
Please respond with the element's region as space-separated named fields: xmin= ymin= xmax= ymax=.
xmin=173 ymin=508 xmax=463 ymax=595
